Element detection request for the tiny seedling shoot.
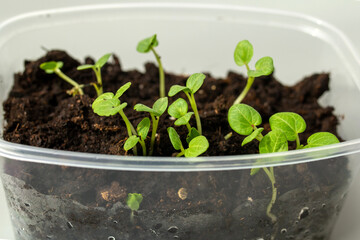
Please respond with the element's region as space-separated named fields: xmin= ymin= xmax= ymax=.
xmin=228 ymin=103 xmax=339 ymax=223
xmin=77 ymin=53 xmax=112 ymax=96
xmin=134 ymin=97 xmax=168 ymax=156
xmin=126 ymin=193 xmax=143 ymax=223
xmin=167 ymin=127 xmax=209 ymax=157
xmin=124 ymin=117 xmax=151 ymax=156
xmin=137 ymin=34 xmax=165 ymax=98
xmin=40 ymin=61 xmax=84 ymax=95
xmin=233 ymin=40 xmax=274 ymax=105
xmin=92 ymin=82 xmax=138 ymax=155
xmin=168 ymin=73 xmax=206 ymax=135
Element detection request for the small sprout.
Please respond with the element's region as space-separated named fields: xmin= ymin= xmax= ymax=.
xmin=168 ymin=98 xmax=194 ymax=132
xmin=233 ymin=40 xmax=274 ymax=105
xmin=186 ymin=127 xmax=200 ymax=144
xmin=304 ymin=132 xmax=340 ymax=148
xmin=167 ymin=127 xmax=209 ymax=157
xmin=259 ymin=130 xmax=288 ymax=154
xmin=92 ymin=82 xmax=137 ymax=155
xmin=126 ymin=193 xmax=143 ymax=223
xmin=77 ymin=53 xmax=112 ymax=96
xmin=40 ymin=61 xmax=84 ymax=95
xmin=124 ymin=135 xmax=140 ymax=152
xmin=269 ymin=112 xmax=306 ymax=149
xmin=242 ymin=128 xmax=264 ymax=146
xmin=134 ymin=97 xmax=168 ymax=156
xmin=168 ymin=73 xmax=206 ymax=134
xmin=124 ymin=117 xmax=151 ymax=156
xmin=228 ymin=103 xmax=262 ymax=135
xmin=137 ymin=34 xmax=165 ymax=98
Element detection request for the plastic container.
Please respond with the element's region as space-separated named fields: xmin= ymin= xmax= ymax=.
xmin=1 ymin=3 xmax=360 ymax=240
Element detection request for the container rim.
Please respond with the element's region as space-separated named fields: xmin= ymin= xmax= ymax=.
xmin=1 ymin=2 xmax=360 ymax=172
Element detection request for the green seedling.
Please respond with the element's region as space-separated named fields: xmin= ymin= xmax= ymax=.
xmin=137 ymin=34 xmax=165 ymax=98
xmin=167 ymin=127 xmax=209 ymax=157
xmin=233 ymin=40 xmax=274 ymax=105
xmin=92 ymin=82 xmax=137 ymax=155
xmin=126 ymin=193 xmax=143 ymax=223
xmin=77 ymin=53 xmax=112 ymax=96
xmin=134 ymin=97 xmax=168 ymax=156
xmin=228 ymin=103 xmax=340 ymax=223
xmin=168 ymin=73 xmax=205 ymax=135
xmin=40 ymin=61 xmax=84 ymax=95
xmin=124 ymin=117 xmax=151 ymax=156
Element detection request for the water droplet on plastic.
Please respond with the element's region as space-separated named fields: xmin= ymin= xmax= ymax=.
xmin=281 ymin=228 xmax=287 ymax=234
xmin=113 ymin=220 xmax=118 ymax=224
xmin=168 ymin=226 xmax=178 ymax=233
xmin=108 ymin=236 xmax=115 ymax=240
xmin=174 ymin=236 xmax=180 ymax=239
xmin=67 ymin=221 xmax=73 ymax=229
xmin=298 ymin=207 xmax=309 ymax=220
xmin=24 ymin=203 xmax=30 ymax=207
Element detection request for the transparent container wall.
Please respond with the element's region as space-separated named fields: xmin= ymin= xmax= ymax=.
xmin=0 ymin=4 xmax=360 ymax=140
xmin=0 ymin=153 xmax=357 ymax=240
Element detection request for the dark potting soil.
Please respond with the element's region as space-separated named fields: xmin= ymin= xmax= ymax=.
xmin=1 ymin=50 xmax=349 ymax=240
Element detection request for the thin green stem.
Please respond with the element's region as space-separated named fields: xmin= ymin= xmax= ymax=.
xmin=176 ymin=151 xmax=184 ymax=157
xmin=150 ymin=114 xmax=159 ymax=156
xmin=94 ymin=67 xmax=103 ymax=96
xmin=185 ymin=92 xmax=202 ymax=135
xmin=130 ymin=210 xmax=135 ymax=224
xmin=119 ymin=109 xmax=137 ymax=155
xmin=186 ymin=122 xmax=192 ymax=132
xmin=224 ymin=132 xmax=233 ymax=140
xmin=254 ymin=126 xmax=264 ymax=142
xmin=151 ymin=47 xmax=165 ymax=98
xmin=233 ymin=76 xmax=254 ymax=105
xmin=139 ymin=139 xmax=147 ymax=156
xmin=54 ymin=69 xmax=84 ymax=95
xmin=296 ymin=134 xmax=301 ymax=149
xmin=262 ymin=167 xmax=277 ymax=223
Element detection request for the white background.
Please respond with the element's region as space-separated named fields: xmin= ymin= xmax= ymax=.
xmin=0 ymin=1 xmax=359 ymax=239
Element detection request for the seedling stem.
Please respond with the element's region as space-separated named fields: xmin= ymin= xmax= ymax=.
xmin=263 ymin=167 xmax=277 ymax=223
xmin=150 ymin=114 xmax=159 ymax=156
xmin=119 ymin=109 xmax=138 ymax=155
xmin=151 ymin=47 xmax=165 ymax=98
xmin=185 ymin=92 xmax=202 ymax=135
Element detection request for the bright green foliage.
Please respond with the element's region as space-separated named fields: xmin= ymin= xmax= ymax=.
xmin=228 ymin=104 xmax=262 ymax=135
xmin=304 ymin=132 xmax=340 ymax=148
xmin=77 ymin=53 xmax=112 ymax=96
xmin=127 ymin=193 xmax=143 ymax=211
xmin=250 ymin=168 xmax=260 ymax=176
xmin=259 ymin=130 xmax=288 ymax=154
xmin=137 ymin=34 xmax=165 ymax=98
xmin=137 ymin=117 xmax=151 ymax=140
xmin=242 ymin=128 xmax=264 ymax=146
xmin=186 ymin=127 xmax=200 ymax=143
xmin=136 ymin=34 xmax=158 ymax=53
xmin=248 ymin=57 xmax=274 ymax=78
xmin=167 ymin=127 xmax=209 ymax=157
xmin=124 ymin=135 xmax=140 ymax=151
xmin=234 ymin=40 xmax=253 ymax=66
xmin=134 ymin=97 xmax=168 ymax=156
xmin=168 ymin=73 xmax=206 ymax=134
xmin=269 ymin=112 xmax=306 ymax=141
xmin=168 ymin=98 xmax=194 ymax=127
xmin=233 ymin=40 xmax=274 ymax=105
xmin=40 ymin=61 xmax=84 ymax=95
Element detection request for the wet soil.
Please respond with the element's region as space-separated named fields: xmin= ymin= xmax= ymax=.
xmin=1 ymin=50 xmax=348 ymax=240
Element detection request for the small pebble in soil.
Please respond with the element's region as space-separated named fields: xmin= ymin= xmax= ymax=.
xmin=168 ymin=226 xmax=178 ymax=233
xmin=169 ymin=116 xmax=176 ymax=121
xmin=66 ymin=221 xmax=73 ymax=229
xmin=108 ymin=236 xmax=115 ymax=240
xmin=298 ymin=207 xmax=310 ymax=220
xmin=211 ymin=85 xmax=216 ymax=90
xmin=178 ymin=187 xmax=188 ymax=200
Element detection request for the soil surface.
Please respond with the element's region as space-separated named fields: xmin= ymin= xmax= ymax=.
xmin=1 ymin=50 xmax=348 ymax=240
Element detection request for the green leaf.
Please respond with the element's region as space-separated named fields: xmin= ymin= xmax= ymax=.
xmin=126 ymin=193 xmax=143 ymax=211
xmin=77 ymin=64 xmax=94 ymax=70
xmin=168 ymin=85 xmax=190 ymax=97
xmin=228 ymin=104 xmax=262 ymax=135
xmin=115 ymin=82 xmax=131 ymax=99
xmin=247 ymin=56 xmax=274 ymax=77
xmin=136 ymin=34 xmax=158 ymax=53
xmin=40 ymin=61 xmax=63 ymax=73
xmin=134 ymin=103 xmax=157 ymax=115
xmin=250 ymin=168 xmax=260 ymax=176
xmin=137 ymin=117 xmax=150 ymax=140
xmin=124 ymin=135 xmax=140 ymax=151
xmin=92 ymin=92 xmax=114 ymax=107
xmin=96 ymin=53 xmax=112 ymax=68
xmin=175 ymin=112 xmax=194 ymax=126
xmin=186 ymin=127 xmax=200 ymax=144
xmin=234 ymin=40 xmax=253 ymax=66
xmin=92 ymin=97 xmax=127 ymax=116
xmin=167 ymin=127 xmax=183 ymax=151
xmin=269 ymin=112 xmax=306 ymax=141
xmin=152 ymin=97 xmax=168 ymax=116
xmin=242 ymin=128 xmax=264 ymax=146
xmin=259 ymin=130 xmax=288 ymax=154
xmin=304 ymin=132 xmax=340 ymax=149
xmin=168 ymin=98 xmax=188 ymax=118
xmin=186 ymin=73 xmax=206 ymax=94
xmin=184 ymin=135 xmax=209 ymax=157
